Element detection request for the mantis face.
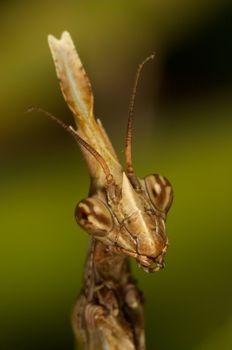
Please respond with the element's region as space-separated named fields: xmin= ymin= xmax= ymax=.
xmin=75 ymin=172 xmax=173 ymax=273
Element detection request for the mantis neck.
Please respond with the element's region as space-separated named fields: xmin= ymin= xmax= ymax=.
xmin=83 ymin=239 xmax=130 ymax=302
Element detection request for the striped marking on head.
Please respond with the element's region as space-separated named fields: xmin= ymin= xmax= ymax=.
xmin=144 ymin=174 xmax=173 ymax=213
xmin=75 ymin=197 xmax=113 ymax=236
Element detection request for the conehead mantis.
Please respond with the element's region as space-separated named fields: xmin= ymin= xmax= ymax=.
xmin=38 ymin=31 xmax=173 ymax=350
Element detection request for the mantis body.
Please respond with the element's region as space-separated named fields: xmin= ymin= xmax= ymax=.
xmin=47 ymin=31 xmax=173 ymax=350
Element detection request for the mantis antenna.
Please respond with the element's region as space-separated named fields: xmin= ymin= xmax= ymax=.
xmin=125 ymin=53 xmax=155 ymax=179
xmin=28 ymin=107 xmax=114 ymax=186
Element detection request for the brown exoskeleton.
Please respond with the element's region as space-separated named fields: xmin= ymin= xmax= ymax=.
xmin=45 ymin=31 xmax=173 ymax=350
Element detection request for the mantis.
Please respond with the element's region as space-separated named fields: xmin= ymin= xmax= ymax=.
xmin=46 ymin=31 xmax=173 ymax=350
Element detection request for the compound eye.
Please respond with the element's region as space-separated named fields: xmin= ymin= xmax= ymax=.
xmin=75 ymin=197 xmax=113 ymax=236
xmin=144 ymin=174 xmax=173 ymax=213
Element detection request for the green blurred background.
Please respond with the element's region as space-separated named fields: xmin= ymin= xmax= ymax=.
xmin=1 ymin=1 xmax=232 ymax=349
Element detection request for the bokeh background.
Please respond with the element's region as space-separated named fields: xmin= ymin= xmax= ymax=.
xmin=1 ymin=1 xmax=232 ymax=349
